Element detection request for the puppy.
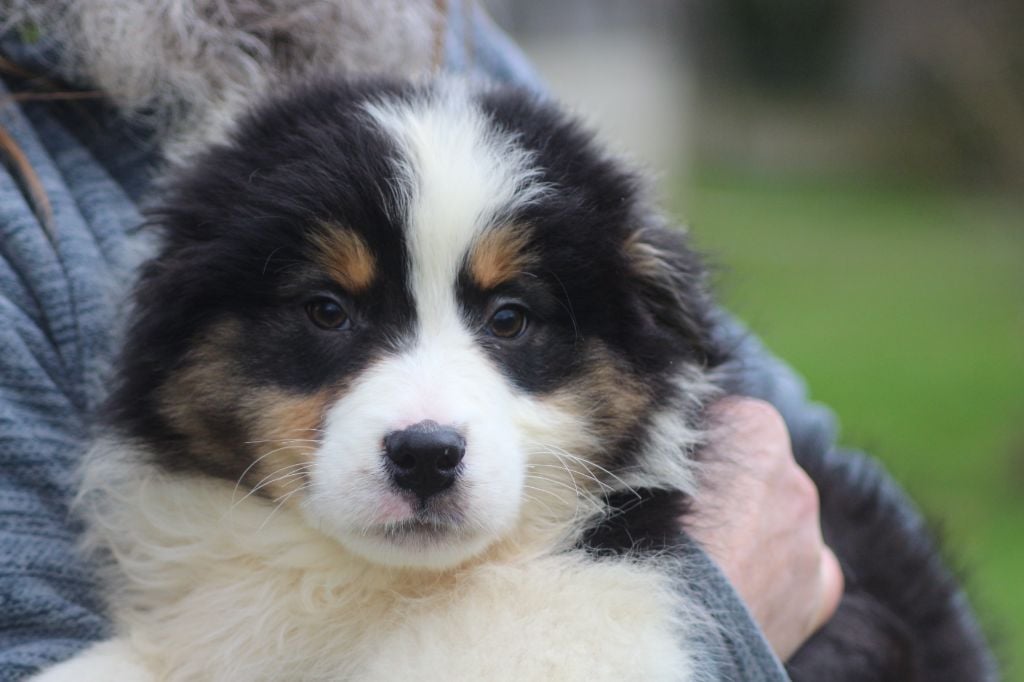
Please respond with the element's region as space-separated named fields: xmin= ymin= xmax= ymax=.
xmin=32 ymin=79 xmax=993 ymax=681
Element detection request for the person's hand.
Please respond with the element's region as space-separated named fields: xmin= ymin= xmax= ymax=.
xmin=687 ymin=397 xmax=844 ymax=661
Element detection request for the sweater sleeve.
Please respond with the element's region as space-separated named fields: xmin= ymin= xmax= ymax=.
xmin=0 ymin=77 xmax=150 ymax=680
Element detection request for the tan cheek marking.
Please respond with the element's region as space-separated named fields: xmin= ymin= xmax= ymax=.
xmin=157 ymin=320 xmax=246 ymax=469
xmin=157 ymin=318 xmax=331 ymax=501
xmin=541 ymin=343 xmax=651 ymax=485
xmin=246 ymin=390 xmax=332 ymax=500
xmin=469 ymin=224 xmax=537 ymax=290
xmin=309 ymin=222 xmax=376 ymax=292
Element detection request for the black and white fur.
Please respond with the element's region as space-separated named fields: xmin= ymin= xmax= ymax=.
xmin=32 ymin=79 xmax=994 ymax=681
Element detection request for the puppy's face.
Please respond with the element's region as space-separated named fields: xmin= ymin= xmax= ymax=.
xmin=115 ymin=82 xmax=718 ymax=569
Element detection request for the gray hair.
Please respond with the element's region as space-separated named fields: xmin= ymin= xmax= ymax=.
xmin=2 ymin=0 xmax=442 ymax=159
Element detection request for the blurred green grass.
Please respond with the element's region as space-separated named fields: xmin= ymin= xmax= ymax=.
xmin=674 ymin=169 xmax=1024 ymax=678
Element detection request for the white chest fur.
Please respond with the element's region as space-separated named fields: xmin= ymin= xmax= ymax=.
xmin=35 ymin=446 xmax=701 ymax=682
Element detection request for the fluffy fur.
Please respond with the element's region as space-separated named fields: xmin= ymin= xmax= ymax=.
xmin=28 ymin=78 xmax=993 ymax=681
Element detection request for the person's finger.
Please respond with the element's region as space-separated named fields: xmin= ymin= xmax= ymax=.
xmin=813 ymin=546 xmax=845 ymax=630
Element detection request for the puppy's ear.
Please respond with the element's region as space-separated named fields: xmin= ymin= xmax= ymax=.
xmin=625 ymin=223 xmax=722 ymax=366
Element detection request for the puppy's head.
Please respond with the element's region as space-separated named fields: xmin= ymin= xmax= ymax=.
xmin=112 ymin=80 xmax=722 ymax=569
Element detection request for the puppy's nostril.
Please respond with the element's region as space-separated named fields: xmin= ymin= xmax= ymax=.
xmin=383 ymin=433 xmax=418 ymax=471
xmin=436 ymin=447 xmax=458 ymax=472
xmin=392 ymin=451 xmax=417 ymax=472
xmin=383 ymin=421 xmax=466 ymax=499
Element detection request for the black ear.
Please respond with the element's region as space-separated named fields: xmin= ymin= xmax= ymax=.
xmin=625 ymin=222 xmax=725 ymax=367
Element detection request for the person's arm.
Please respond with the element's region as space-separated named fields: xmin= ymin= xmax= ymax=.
xmin=0 ymin=76 xmax=140 ymax=677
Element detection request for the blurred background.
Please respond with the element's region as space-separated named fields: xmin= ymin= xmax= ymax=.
xmin=486 ymin=0 xmax=1023 ymax=676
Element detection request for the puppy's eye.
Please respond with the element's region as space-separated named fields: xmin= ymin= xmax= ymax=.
xmin=306 ymin=299 xmax=351 ymax=330
xmin=487 ymin=305 xmax=528 ymax=339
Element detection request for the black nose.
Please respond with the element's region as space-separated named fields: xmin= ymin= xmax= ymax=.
xmin=383 ymin=420 xmax=466 ymax=500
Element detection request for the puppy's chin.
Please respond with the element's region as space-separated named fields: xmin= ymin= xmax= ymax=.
xmin=332 ymin=522 xmax=497 ymax=570
xmin=300 ymin=492 xmax=511 ymax=571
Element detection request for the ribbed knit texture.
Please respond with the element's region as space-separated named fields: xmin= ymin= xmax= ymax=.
xmin=0 ymin=77 xmax=155 ymax=680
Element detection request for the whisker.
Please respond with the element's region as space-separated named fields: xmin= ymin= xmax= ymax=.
xmin=232 ymin=465 xmax=315 ymax=510
xmin=527 ymin=460 xmax=584 ymax=494
xmin=526 ymin=456 xmax=611 ymax=491
xmin=232 ymin=452 xmax=316 ymax=506
xmin=541 ymin=445 xmax=641 ymax=499
xmin=524 ymin=472 xmax=588 ymax=501
xmin=521 ymin=483 xmax=578 ymax=521
xmin=525 ymin=448 xmax=615 ymax=495
xmin=257 ymin=483 xmax=312 ymax=533
xmin=520 ymin=491 xmax=558 ymax=518
xmin=251 ymin=462 xmax=315 ymax=490
xmin=244 ymin=439 xmax=321 ymax=445
xmin=232 ymin=445 xmax=314 ymax=503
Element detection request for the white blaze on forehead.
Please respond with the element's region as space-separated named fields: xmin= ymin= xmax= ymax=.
xmin=363 ymin=85 xmax=545 ymax=335
xmin=305 ymin=88 xmax=557 ymax=567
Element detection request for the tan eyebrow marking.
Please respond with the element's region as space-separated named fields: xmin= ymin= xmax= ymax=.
xmin=468 ymin=223 xmax=537 ymax=290
xmin=308 ymin=222 xmax=376 ymax=292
